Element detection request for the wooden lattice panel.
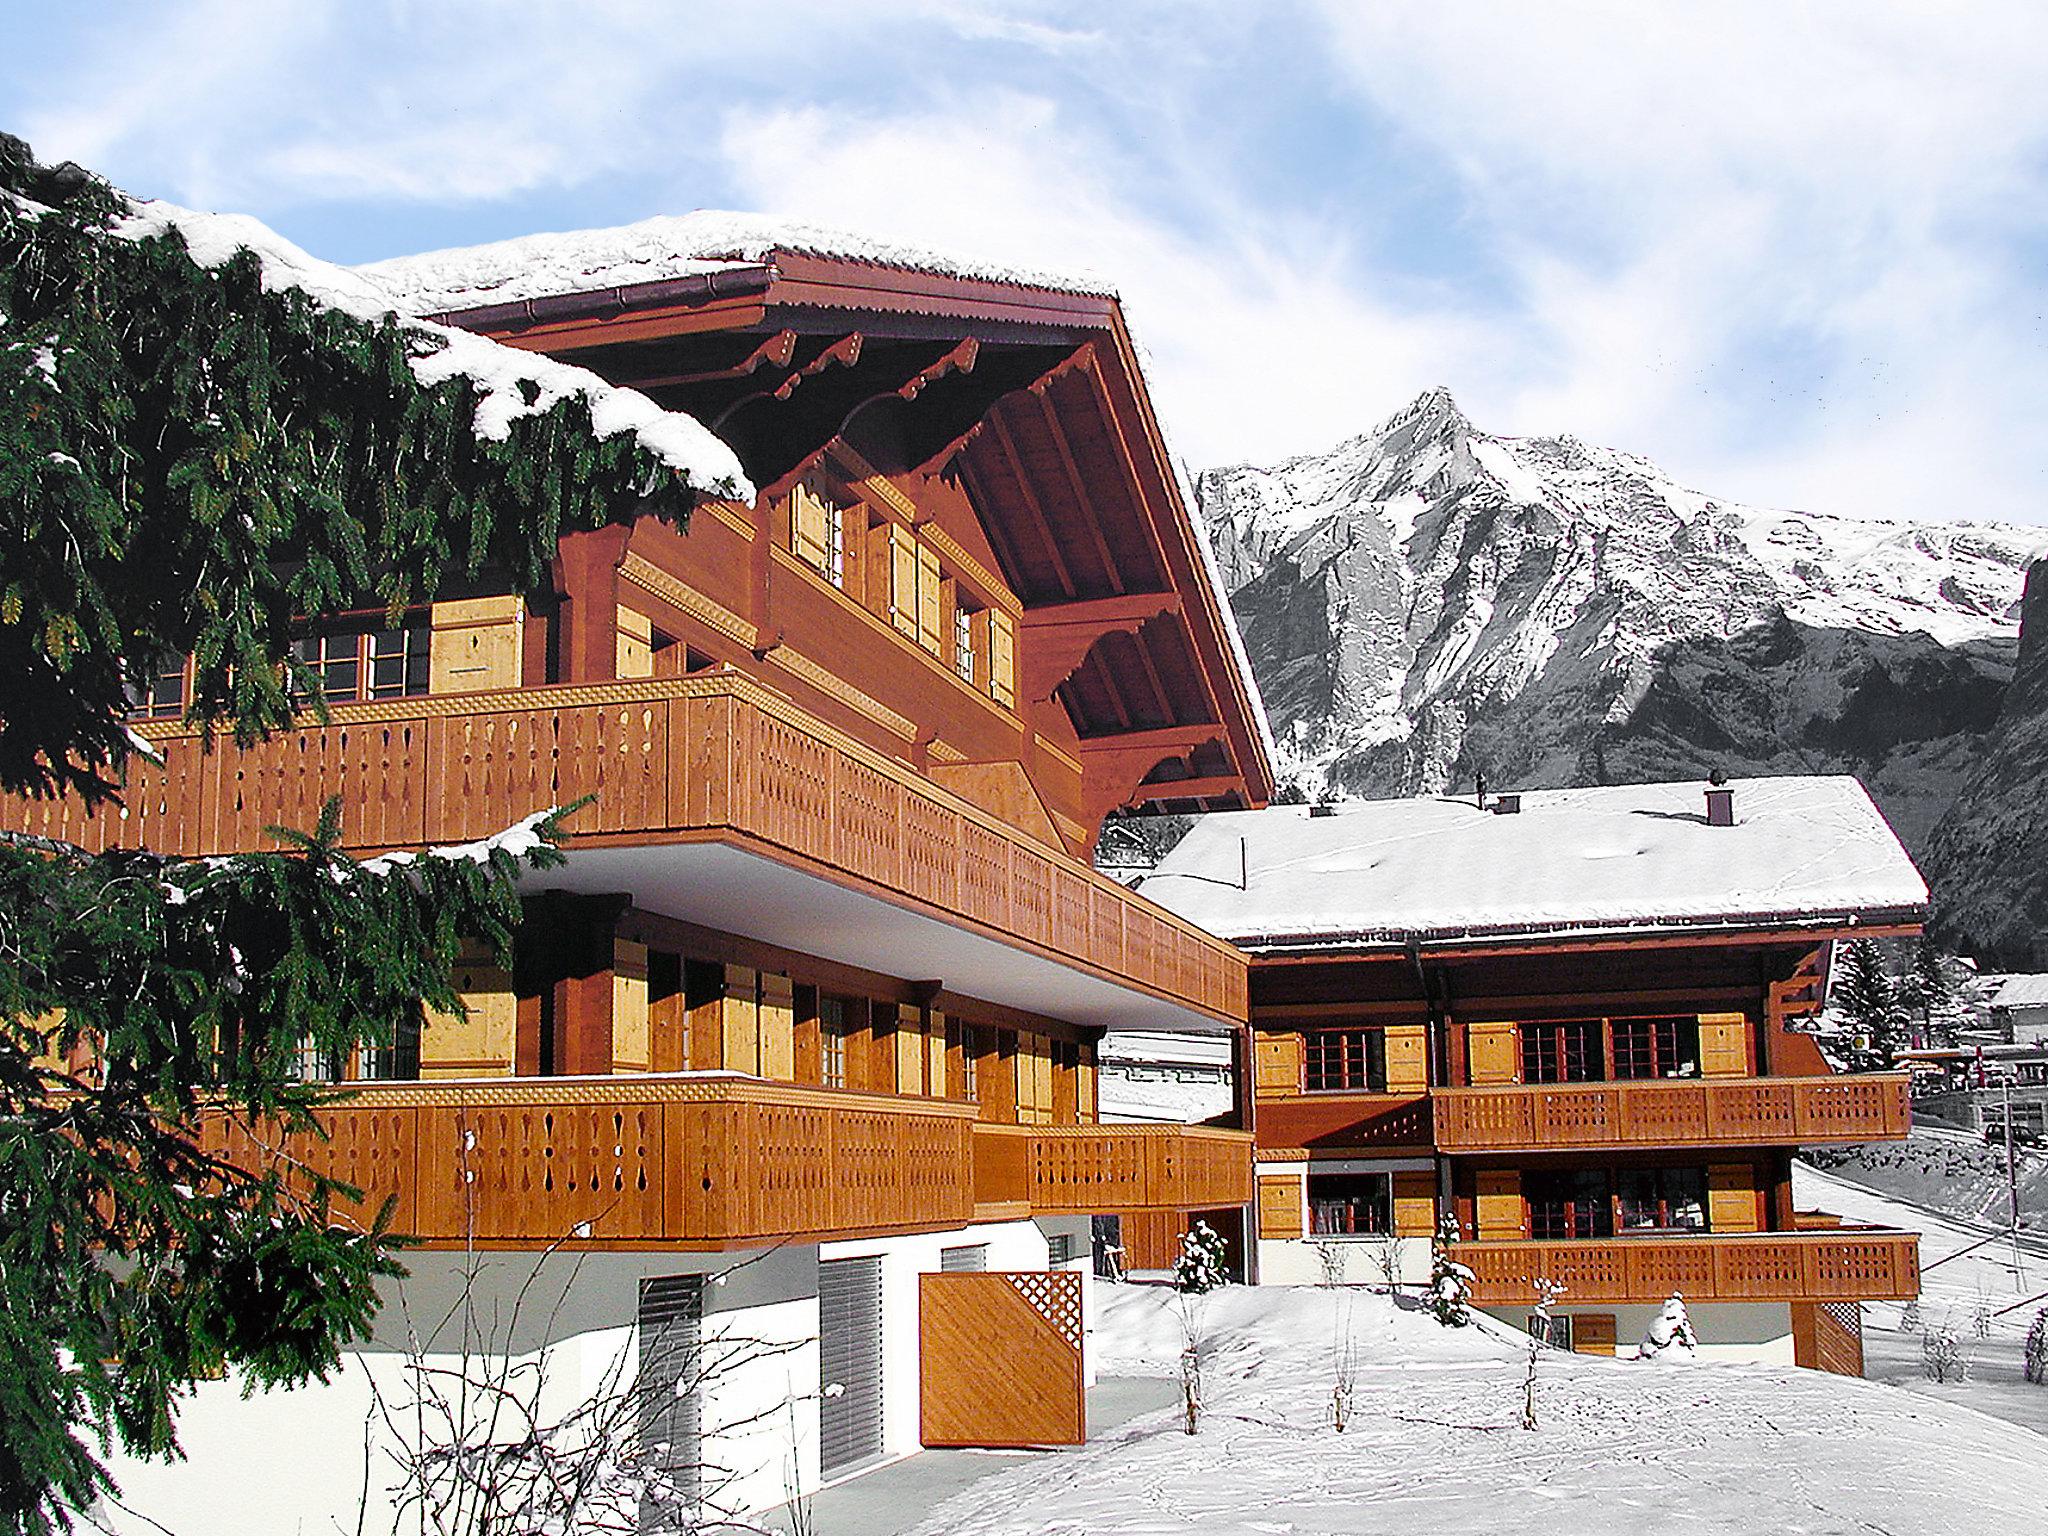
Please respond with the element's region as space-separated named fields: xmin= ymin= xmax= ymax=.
xmin=1003 ymin=1269 xmax=1084 ymax=1349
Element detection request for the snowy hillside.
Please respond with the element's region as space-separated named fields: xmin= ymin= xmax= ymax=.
xmin=1198 ymin=390 xmax=2048 ymax=864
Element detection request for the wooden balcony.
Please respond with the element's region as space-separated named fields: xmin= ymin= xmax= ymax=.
xmin=4 ymin=672 xmax=1245 ymax=1023
xmin=1453 ymin=1228 xmax=1920 ymax=1305
xmin=1432 ymin=1074 xmax=1909 ymax=1153
xmin=972 ymin=1122 xmax=1254 ymax=1217
xmin=201 ymin=1075 xmax=980 ymax=1250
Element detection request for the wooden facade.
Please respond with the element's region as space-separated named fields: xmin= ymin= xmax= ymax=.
xmin=1241 ymin=930 xmax=1920 ymax=1317
xmin=9 ymin=243 xmax=1278 ymax=1261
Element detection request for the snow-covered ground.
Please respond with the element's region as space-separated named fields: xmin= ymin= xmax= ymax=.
xmin=899 ymin=1175 xmax=2048 ymax=1535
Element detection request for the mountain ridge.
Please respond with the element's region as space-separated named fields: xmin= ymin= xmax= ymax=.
xmin=1193 ymin=392 xmax=2048 ymax=912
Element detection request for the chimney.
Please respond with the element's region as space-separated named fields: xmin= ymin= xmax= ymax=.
xmin=1705 ymin=786 xmax=1735 ymax=826
xmin=1490 ymin=792 xmax=1522 ymax=815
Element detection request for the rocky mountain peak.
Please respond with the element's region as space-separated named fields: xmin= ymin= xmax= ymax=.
xmin=1195 ymin=406 xmax=2048 ymax=913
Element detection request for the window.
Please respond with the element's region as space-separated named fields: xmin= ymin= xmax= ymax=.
xmin=1305 ymin=1028 xmax=1387 ymax=1093
xmin=1528 ymin=1313 xmax=1573 ymax=1351
xmin=820 ymin=996 xmax=849 ymax=1089
xmin=940 ymin=1244 xmax=987 ymax=1272
xmin=791 ymin=484 xmax=846 ymax=588
xmin=1612 ymin=1016 xmax=1700 ymax=1080
xmin=359 ymin=1018 xmax=421 ymax=1082
xmin=1615 ymin=1167 xmax=1708 ymax=1232
xmin=638 ymin=1274 xmax=705 ymax=1513
xmin=1307 ymin=1172 xmax=1393 ymax=1236
xmin=1522 ymin=1019 xmax=1603 ymax=1084
xmin=947 ymin=1019 xmax=980 ymax=1100
xmin=1047 ymin=1232 xmax=1078 ymax=1266
xmin=125 ymin=658 xmax=187 ymax=720
xmin=953 ymin=603 xmax=977 ymax=684
xmin=291 ymin=621 xmax=430 ymax=705
xmin=1526 ymin=1169 xmax=1613 ymax=1239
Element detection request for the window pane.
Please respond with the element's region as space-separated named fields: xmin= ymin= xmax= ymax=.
xmin=1307 ymin=1172 xmax=1392 ymax=1235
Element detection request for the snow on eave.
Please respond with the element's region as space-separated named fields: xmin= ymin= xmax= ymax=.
xmin=1225 ymin=904 xmax=1931 ymax=956
xmin=107 ymin=200 xmax=752 ymax=503
xmin=354 ymin=209 xmax=1117 ymax=319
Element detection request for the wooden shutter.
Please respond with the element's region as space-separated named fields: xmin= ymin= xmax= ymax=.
xmin=1708 ymin=1163 xmax=1762 ymax=1232
xmin=926 ymin=1009 xmax=947 ymax=1099
xmin=1698 ymin=1013 xmax=1749 ymax=1077
xmin=759 ymin=971 xmax=794 ymax=1081
xmin=897 ymin=1003 xmax=925 ymax=1095
xmin=1392 ymin=1170 xmax=1437 ymax=1236
xmin=611 ymin=938 xmax=651 ymax=1073
xmin=1474 ymin=1169 xmax=1526 ymax=1239
xmin=720 ymin=964 xmax=760 ymax=1076
xmin=1078 ymin=1041 xmax=1098 ymax=1122
xmin=1257 ymin=1175 xmax=1304 ymax=1241
xmin=989 ymin=609 xmax=1016 ymax=708
xmin=615 ymin=606 xmax=653 ymax=680
xmin=1384 ymin=1025 xmax=1429 ymax=1093
xmin=792 ymin=484 xmax=830 ymax=570
xmin=637 ymin=1276 xmax=704 ymax=1502
xmin=916 ymin=543 xmax=943 ymax=654
xmin=422 ymin=946 xmax=516 ymax=1077
xmin=889 ymin=525 xmax=919 ymax=639
xmin=428 ymin=594 xmax=521 ymax=694
xmin=1466 ymin=1021 xmax=1520 ymax=1085
xmin=1253 ymin=1031 xmax=1301 ymax=1094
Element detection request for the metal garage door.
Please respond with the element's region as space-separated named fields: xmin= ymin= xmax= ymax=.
xmin=637 ymin=1274 xmax=705 ymax=1521
xmin=819 ymin=1257 xmax=884 ymax=1474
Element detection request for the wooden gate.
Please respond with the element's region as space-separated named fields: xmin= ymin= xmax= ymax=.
xmin=919 ymin=1271 xmax=1085 ymax=1447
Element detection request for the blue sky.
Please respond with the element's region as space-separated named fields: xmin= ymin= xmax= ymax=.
xmin=8 ymin=1 xmax=2048 ymax=525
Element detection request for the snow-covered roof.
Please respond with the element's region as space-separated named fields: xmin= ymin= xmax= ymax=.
xmin=110 ymin=200 xmax=751 ymax=500
xmin=1988 ymin=974 xmax=2048 ymax=1008
xmin=355 ymin=209 xmax=1115 ymax=318
xmin=1135 ymin=775 xmax=1927 ymax=951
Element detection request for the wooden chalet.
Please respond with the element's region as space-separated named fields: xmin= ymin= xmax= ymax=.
xmin=8 ymin=214 xmax=1274 ymax=1522
xmin=1137 ymin=776 xmax=1925 ymax=1373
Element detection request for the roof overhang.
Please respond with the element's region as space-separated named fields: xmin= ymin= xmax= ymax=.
xmin=537 ymin=839 xmax=1241 ymax=1034
xmin=1229 ymin=909 xmax=1928 ymax=963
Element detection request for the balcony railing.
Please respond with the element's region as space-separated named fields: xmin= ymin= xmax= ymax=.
xmin=3 ymin=673 xmax=1246 ymax=1021
xmin=972 ymin=1122 xmax=1253 ymax=1216
xmin=200 ymin=1075 xmax=980 ymax=1249
xmin=1452 ymin=1228 xmax=1920 ymax=1305
xmin=1432 ymin=1074 xmax=1909 ymax=1153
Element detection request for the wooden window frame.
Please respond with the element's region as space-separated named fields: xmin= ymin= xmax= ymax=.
xmin=1610 ymin=1015 xmax=1702 ymax=1081
xmin=1615 ymin=1166 xmax=1709 ymax=1233
xmin=291 ymin=616 xmax=431 ymax=706
xmin=1521 ymin=1019 xmax=1604 ymax=1084
xmin=1304 ymin=1028 xmax=1387 ymax=1094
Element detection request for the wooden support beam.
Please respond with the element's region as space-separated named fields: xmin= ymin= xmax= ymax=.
xmin=1034 ymin=389 xmax=1124 ymax=594
xmin=1127 ymin=774 xmax=1245 ymax=805
xmin=621 ymin=329 xmax=798 ymax=390
xmin=1017 ymin=592 xmax=1180 ymax=703
xmin=988 ymin=412 xmax=1077 ymax=599
xmin=1075 ymin=722 xmax=1226 ymax=758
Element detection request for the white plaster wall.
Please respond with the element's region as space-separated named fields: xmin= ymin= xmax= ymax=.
xmin=1484 ymin=1301 xmax=1796 ymax=1364
xmin=1257 ymin=1235 xmax=1433 ymax=1288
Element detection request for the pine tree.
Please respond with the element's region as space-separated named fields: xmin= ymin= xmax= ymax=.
xmin=1899 ymin=939 xmax=1965 ymax=1047
xmin=0 ymin=138 xmax=738 ymax=1535
xmin=1428 ymin=1211 xmax=1473 ymax=1327
xmin=1830 ymin=939 xmax=1906 ymax=1068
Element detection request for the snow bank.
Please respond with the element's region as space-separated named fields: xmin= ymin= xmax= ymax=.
xmin=902 ymin=1280 xmax=2048 ymax=1536
xmin=1139 ymin=774 xmax=1928 ymax=947
xmin=107 ymin=201 xmax=751 ymax=500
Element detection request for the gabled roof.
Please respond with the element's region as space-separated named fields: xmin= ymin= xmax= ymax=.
xmin=356 ymin=211 xmax=1275 ymax=812
xmin=1989 ymin=974 xmax=2048 ymax=1007
xmin=1136 ymin=775 xmax=1928 ymax=952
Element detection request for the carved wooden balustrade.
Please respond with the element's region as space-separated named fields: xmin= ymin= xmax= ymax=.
xmin=1452 ymin=1228 xmax=1920 ymax=1305
xmin=199 ymin=1075 xmax=980 ymax=1249
xmin=972 ymin=1122 xmax=1254 ymax=1217
xmin=3 ymin=673 xmax=1246 ymax=1022
xmin=1432 ymin=1074 xmax=1909 ymax=1153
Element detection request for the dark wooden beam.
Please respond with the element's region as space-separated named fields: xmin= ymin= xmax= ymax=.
xmin=988 ymin=412 xmax=1077 ymax=599
xmin=1035 ymin=388 xmax=1125 ymax=595
xmin=619 ymin=329 xmax=797 ymax=391
xmin=1129 ymin=774 xmax=1246 ymax=804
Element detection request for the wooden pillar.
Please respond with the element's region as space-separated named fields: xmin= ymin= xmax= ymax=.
xmin=513 ymin=893 xmax=631 ymax=1077
xmin=555 ymin=524 xmax=632 ymax=684
xmin=648 ymin=950 xmax=685 ymax=1074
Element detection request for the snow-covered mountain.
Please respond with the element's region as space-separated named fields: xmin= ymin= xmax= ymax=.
xmin=1196 ymin=388 xmax=2048 ymax=865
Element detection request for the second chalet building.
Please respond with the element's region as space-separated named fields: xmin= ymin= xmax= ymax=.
xmin=1135 ymin=776 xmax=1924 ymax=1370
